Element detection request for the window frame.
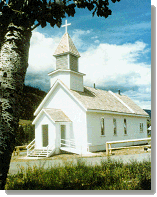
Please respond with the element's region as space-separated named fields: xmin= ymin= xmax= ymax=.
xmin=113 ymin=118 xmax=117 ymax=135
xmin=140 ymin=123 xmax=143 ymax=133
xmin=42 ymin=124 xmax=49 ymax=147
xmin=101 ymin=117 xmax=105 ymax=136
xmin=124 ymin=118 xmax=127 ymax=135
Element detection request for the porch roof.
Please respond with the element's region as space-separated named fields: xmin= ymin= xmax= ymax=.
xmin=43 ymin=108 xmax=71 ymax=122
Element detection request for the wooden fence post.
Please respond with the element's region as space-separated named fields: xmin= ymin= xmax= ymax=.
xmin=109 ymin=144 xmax=112 ymax=154
xmin=106 ymin=142 xmax=109 ymax=155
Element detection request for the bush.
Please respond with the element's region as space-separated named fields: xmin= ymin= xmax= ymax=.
xmin=15 ymin=124 xmax=35 ymax=146
xmin=5 ymin=159 xmax=151 ymax=190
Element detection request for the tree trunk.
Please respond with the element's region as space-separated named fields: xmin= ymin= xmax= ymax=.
xmin=0 ymin=23 xmax=32 ymax=189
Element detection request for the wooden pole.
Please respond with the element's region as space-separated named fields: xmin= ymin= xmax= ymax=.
xmin=106 ymin=142 xmax=109 ymax=155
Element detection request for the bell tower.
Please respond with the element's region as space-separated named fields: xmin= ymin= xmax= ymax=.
xmin=48 ymin=20 xmax=85 ymax=92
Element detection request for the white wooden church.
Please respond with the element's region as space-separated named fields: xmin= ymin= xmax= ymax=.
xmin=27 ymin=21 xmax=149 ymax=157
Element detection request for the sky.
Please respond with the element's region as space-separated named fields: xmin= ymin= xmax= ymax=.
xmin=25 ymin=0 xmax=152 ymax=110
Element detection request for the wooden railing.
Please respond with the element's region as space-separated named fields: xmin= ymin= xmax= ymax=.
xmin=12 ymin=145 xmax=27 ymax=156
xmin=60 ymin=139 xmax=76 ymax=149
xmin=106 ymin=137 xmax=151 ymax=155
xmin=60 ymin=139 xmax=91 ymax=153
xmin=26 ymin=139 xmax=35 ymax=156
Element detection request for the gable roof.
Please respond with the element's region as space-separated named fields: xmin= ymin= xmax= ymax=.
xmin=53 ymin=33 xmax=80 ymax=57
xmin=34 ymin=79 xmax=87 ymax=116
xmin=44 ymin=108 xmax=71 ymax=122
xmin=34 ymin=80 xmax=148 ymax=118
xmin=69 ymin=86 xmax=148 ymax=116
xmin=32 ymin=108 xmax=71 ymax=125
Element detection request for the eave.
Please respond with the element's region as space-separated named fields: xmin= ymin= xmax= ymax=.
xmin=48 ymin=69 xmax=86 ymax=76
xmin=86 ymin=109 xmax=149 ymax=118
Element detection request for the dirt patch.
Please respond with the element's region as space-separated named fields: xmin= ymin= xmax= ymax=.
xmin=11 ymin=146 xmax=151 ymax=163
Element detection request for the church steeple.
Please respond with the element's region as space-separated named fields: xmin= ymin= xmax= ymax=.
xmin=53 ymin=32 xmax=80 ymax=72
xmin=48 ymin=20 xmax=85 ymax=92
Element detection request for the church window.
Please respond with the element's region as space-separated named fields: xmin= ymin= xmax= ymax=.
xmin=113 ymin=118 xmax=117 ymax=135
xmin=101 ymin=118 xmax=105 ymax=136
xmin=124 ymin=119 xmax=127 ymax=135
xmin=140 ymin=123 xmax=143 ymax=132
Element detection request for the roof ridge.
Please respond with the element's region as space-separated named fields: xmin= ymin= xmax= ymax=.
xmin=109 ymin=90 xmax=135 ymax=113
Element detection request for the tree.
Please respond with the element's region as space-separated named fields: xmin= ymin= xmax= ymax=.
xmin=0 ymin=0 xmax=120 ymax=189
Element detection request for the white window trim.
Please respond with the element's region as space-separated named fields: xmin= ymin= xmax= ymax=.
xmin=113 ymin=118 xmax=117 ymax=136
xmin=140 ymin=123 xmax=144 ymax=133
xmin=124 ymin=118 xmax=127 ymax=135
xmin=101 ymin=117 xmax=105 ymax=136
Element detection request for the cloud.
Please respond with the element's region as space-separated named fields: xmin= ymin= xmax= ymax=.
xmin=111 ymin=22 xmax=151 ymax=33
xmin=79 ymin=41 xmax=150 ymax=87
xmin=28 ymin=31 xmax=58 ymax=72
xmin=26 ymin=30 xmax=151 ymax=109
xmin=25 ymin=72 xmax=50 ymax=91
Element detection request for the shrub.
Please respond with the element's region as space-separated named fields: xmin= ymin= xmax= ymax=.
xmin=5 ymin=158 xmax=151 ymax=190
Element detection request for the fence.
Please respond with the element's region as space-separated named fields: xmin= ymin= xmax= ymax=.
xmin=12 ymin=145 xmax=27 ymax=156
xmin=106 ymin=137 xmax=151 ymax=155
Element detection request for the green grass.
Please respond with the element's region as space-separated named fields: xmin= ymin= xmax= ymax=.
xmin=5 ymin=158 xmax=151 ymax=190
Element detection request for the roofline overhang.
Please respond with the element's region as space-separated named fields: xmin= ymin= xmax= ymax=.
xmin=86 ymin=109 xmax=149 ymax=118
xmin=34 ymin=79 xmax=87 ymax=116
xmin=32 ymin=109 xmax=72 ymax=125
xmin=53 ymin=51 xmax=80 ymax=58
xmin=48 ymin=69 xmax=86 ymax=76
xmin=32 ymin=109 xmax=55 ymax=125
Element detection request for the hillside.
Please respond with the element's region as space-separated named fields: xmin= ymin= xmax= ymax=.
xmin=19 ymin=85 xmax=47 ymax=120
xmin=143 ymin=109 xmax=151 ymax=118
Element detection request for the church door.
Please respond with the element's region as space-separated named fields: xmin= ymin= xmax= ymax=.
xmin=61 ymin=125 xmax=66 ymax=147
xmin=42 ymin=124 xmax=48 ymax=147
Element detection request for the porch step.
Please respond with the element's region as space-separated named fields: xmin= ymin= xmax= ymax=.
xmin=28 ymin=149 xmax=52 ymax=157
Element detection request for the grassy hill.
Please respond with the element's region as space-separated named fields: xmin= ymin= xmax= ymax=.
xmin=19 ymin=85 xmax=47 ymax=121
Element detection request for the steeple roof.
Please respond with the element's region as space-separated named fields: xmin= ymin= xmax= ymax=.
xmin=53 ymin=33 xmax=80 ymax=57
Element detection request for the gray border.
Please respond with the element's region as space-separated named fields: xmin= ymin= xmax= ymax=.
xmin=5 ymin=5 xmax=155 ymax=196
xmin=150 ymin=5 xmax=156 ymax=195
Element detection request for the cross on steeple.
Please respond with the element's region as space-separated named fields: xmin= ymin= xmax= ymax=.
xmin=62 ymin=20 xmax=71 ymax=33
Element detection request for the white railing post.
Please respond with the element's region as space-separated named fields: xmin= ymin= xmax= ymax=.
xmin=46 ymin=145 xmax=49 ymax=157
xmin=106 ymin=142 xmax=109 ymax=155
xmin=26 ymin=139 xmax=35 ymax=157
xmin=109 ymin=144 xmax=112 ymax=154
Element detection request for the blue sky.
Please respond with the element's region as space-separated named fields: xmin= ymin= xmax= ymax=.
xmin=25 ymin=0 xmax=152 ymax=110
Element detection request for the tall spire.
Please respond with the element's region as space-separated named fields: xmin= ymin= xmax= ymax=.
xmin=53 ymin=33 xmax=80 ymax=58
xmin=49 ymin=20 xmax=85 ymax=92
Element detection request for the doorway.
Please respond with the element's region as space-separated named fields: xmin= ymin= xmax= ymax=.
xmin=42 ymin=124 xmax=48 ymax=147
xmin=61 ymin=125 xmax=66 ymax=147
